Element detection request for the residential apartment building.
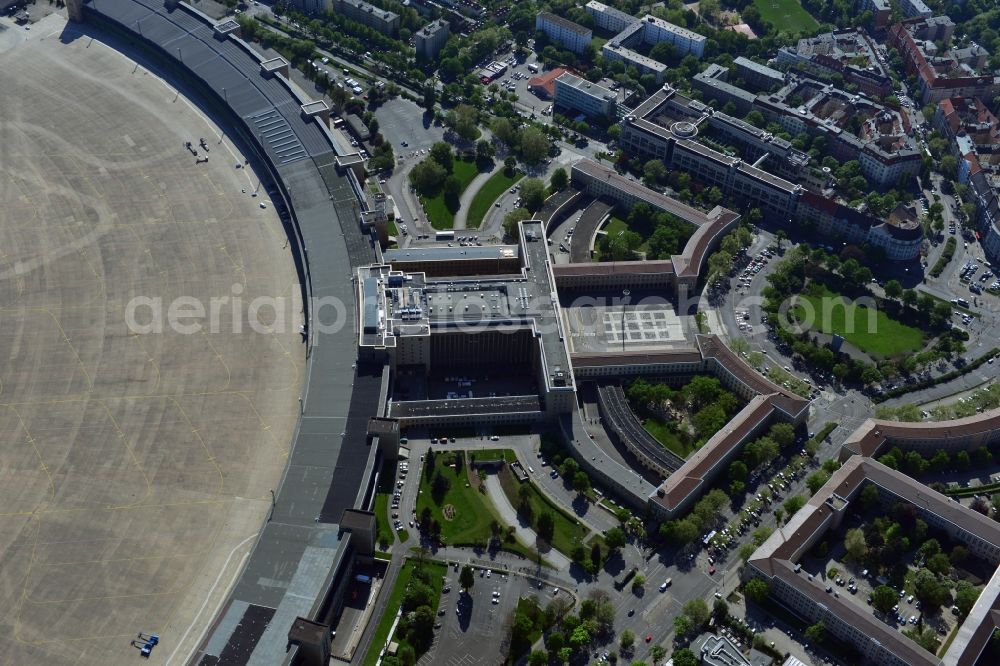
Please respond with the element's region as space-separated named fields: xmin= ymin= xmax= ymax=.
xmin=415 ymin=19 xmax=449 ymax=60
xmin=889 ymin=17 xmax=1000 ymax=103
xmin=857 ymin=0 xmax=891 ymax=29
xmin=899 ymin=0 xmax=932 ymax=19
xmin=638 ymin=14 xmax=706 ymax=58
xmin=776 ymin=28 xmax=893 ymax=99
xmin=584 ymin=0 xmax=637 ymax=33
xmin=535 ymin=12 xmax=593 ymax=54
xmin=619 ymin=85 xmax=923 ymax=260
xmin=754 ymin=74 xmax=921 ymax=189
xmin=331 ymin=0 xmax=400 ymax=36
xmin=745 ymin=455 xmax=1000 ymax=666
xmin=733 ymin=56 xmax=785 ymax=92
xmin=932 ymin=97 xmax=1000 ymax=267
xmin=553 ymin=73 xmax=617 ymax=119
xmin=601 ymin=14 xmax=706 ymax=82
xmin=693 ymin=63 xmax=757 ymax=115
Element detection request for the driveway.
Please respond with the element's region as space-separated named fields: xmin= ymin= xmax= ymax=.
xmin=483 ymin=474 xmax=571 ymax=569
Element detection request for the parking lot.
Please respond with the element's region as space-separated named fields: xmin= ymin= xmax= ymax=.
xmin=423 ymin=567 xmax=533 ymax=666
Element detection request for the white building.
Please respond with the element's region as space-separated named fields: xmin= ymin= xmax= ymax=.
xmin=584 ymin=0 xmax=638 ymax=33
xmin=553 ymin=73 xmax=617 ymax=118
xmin=535 ymin=12 xmax=593 ymax=55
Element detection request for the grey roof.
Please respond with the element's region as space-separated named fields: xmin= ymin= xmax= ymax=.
xmin=537 ymin=11 xmax=593 ymax=37
xmin=85 ymin=2 xmax=383 ymax=665
xmin=384 ymin=245 xmax=520 ymax=262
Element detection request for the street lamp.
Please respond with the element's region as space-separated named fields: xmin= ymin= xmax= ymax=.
xmin=621 ymin=289 xmax=630 ymax=352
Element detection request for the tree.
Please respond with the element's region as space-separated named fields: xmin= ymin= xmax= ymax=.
xmin=409 ymin=158 xmax=447 ymax=195
xmin=422 ymin=83 xmax=436 ymax=114
xmin=476 ymin=139 xmax=494 ymax=163
xmin=807 ymin=470 xmax=831 ymax=495
xmin=528 ymin=651 xmax=548 ymax=666
xmin=572 ymin=470 xmax=591 ymax=494
xmin=682 ymin=598 xmax=710 ymax=628
xmin=643 ymin=159 xmax=667 ymax=186
xmin=872 ymin=585 xmax=897 ymax=614
xmin=673 ymin=613 xmax=692 ymax=638
xmin=956 ymin=581 xmax=979 ymax=617
xmin=605 ymin=527 xmax=627 ymax=553
xmin=745 ymin=578 xmax=770 ymax=603
xmin=769 ymin=423 xmax=795 ymax=447
xmin=503 ymin=208 xmax=531 ymax=240
xmin=569 ymin=624 xmax=591 ymax=650
xmin=620 ymin=629 xmax=635 ymax=650
xmin=430 ymin=141 xmax=454 ymax=173
xmin=884 ymin=279 xmax=902 ymax=299
xmin=784 ymin=495 xmax=806 ymax=517
xmin=713 ymin=599 xmax=729 ymax=621
xmin=503 ymin=155 xmax=518 ymax=173
xmin=729 ymin=460 xmax=748 ymax=480
xmin=845 ymin=527 xmax=867 ymax=562
xmin=671 ymin=649 xmax=698 ymax=666
xmin=520 ymin=126 xmax=550 ymax=164
xmin=804 ymin=621 xmax=826 ymax=644
xmin=519 ymin=178 xmax=547 ymax=211
xmin=451 ymin=104 xmax=480 ymax=141
xmin=650 ymin=645 xmax=666 ymax=663
xmin=538 ymin=512 xmax=555 ymax=541
xmin=550 ymin=167 xmax=569 ymax=191
xmin=460 ymin=565 xmax=475 ymax=591
xmin=443 ymin=175 xmax=462 ymax=210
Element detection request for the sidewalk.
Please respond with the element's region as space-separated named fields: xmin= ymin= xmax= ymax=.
xmin=453 ymin=165 xmax=498 ymax=230
xmin=483 ymin=475 xmax=572 ymax=569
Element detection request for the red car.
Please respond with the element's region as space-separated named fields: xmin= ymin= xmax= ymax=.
xmin=709 ymin=566 xmax=717 ymax=574
xmin=645 ymin=634 xmax=652 ymax=643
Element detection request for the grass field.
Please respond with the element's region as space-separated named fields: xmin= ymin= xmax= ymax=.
xmin=421 ymin=159 xmax=480 ymax=230
xmin=362 ymin=560 xmax=448 ymax=666
xmin=466 ymin=169 xmax=523 ymax=229
xmin=752 ymin=0 xmax=818 ymax=34
xmin=793 ymin=284 xmax=925 ymax=357
xmin=604 ymin=216 xmax=628 ymax=236
xmin=642 ymin=417 xmax=697 ymax=458
xmin=417 ymin=451 xmax=535 ymax=558
xmin=497 ymin=464 xmax=591 ymax=557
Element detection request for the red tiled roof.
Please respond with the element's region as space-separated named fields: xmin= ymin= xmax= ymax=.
xmin=528 ymin=67 xmax=567 ymax=97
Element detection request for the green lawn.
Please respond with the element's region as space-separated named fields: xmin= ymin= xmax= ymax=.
xmin=497 ymin=464 xmax=591 ymax=558
xmin=792 ymin=284 xmax=925 ymax=357
xmin=604 ymin=216 xmax=628 ymax=236
xmin=469 ymin=448 xmax=517 ymax=463
xmin=362 ymin=560 xmax=448 ymax=666
xmin=642 ymin=417 xmax=697 ymax=458
xmin=417 ymin=451 xmax=535 ymax=559
xmin=752 ymin=0 xmax=818 ymax=34
xmin=420 ymin=159 xmax=480 ymax=230
xmin=466 ymin=169 xmax=524 ymax=229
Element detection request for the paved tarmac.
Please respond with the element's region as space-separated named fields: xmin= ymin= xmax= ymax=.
xmin=0 ymin=21 xmax=303 ymax=665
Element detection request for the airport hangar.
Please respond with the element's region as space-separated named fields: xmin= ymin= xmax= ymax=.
xmin=74 ymin=2 xmax=809 ymax=663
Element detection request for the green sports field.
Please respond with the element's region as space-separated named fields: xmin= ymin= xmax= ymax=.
xmin=752 ymin=0 xmax=818 ymax=35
